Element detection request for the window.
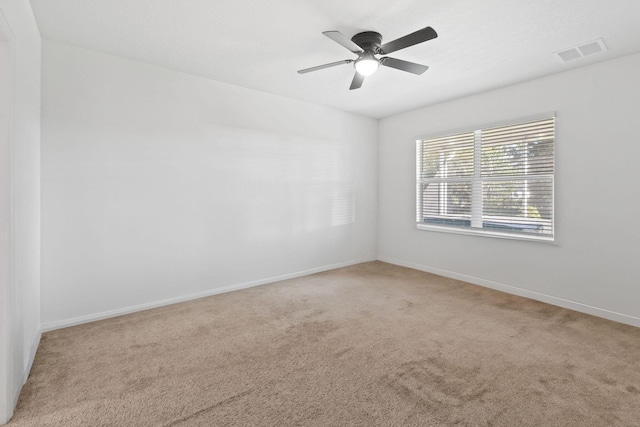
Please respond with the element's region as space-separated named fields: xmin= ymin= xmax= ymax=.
xmin=416 ymin=115 xmax=554 ymax=241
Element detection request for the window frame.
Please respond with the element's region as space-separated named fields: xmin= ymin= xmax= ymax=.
xmin=415 ymin=113 xmax=556 ymax=243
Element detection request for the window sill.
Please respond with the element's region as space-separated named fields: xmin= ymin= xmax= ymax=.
xmin=416 ymin=223 xmax=555 ymax=243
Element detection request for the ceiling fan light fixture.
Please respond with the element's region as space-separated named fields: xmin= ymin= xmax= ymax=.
xmin=298 ymin=26 xmax=437 ymax=89
xmin=354 ymin=53 xmax=379 ymax=76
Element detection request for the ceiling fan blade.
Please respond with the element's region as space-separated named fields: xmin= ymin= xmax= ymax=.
xmin=380 ymin=57 xmax=429 ymax=75
xmin=323 ymin=31 xmax=363 ymax=53
xmin=297 ymin=59 xmax=353 ymax=74
xmin=349 ymin=72 xmax=364 ymax=90
xmin=379 ymin=26 xmax=438 ymax=54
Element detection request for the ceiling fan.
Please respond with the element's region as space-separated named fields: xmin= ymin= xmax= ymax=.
xmin=298 ymin=26 xmax=438 ymax=90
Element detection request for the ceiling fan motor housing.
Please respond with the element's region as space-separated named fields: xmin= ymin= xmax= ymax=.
xmin=351 ymin=31 xmax=383 ymax=53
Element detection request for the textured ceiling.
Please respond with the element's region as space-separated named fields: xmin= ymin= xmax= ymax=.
xmin=30 ymin=0 xmax=640 ymax=118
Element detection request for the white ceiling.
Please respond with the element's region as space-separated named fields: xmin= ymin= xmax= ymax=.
xmin=30 ymin=0 xmax=640 ymax=119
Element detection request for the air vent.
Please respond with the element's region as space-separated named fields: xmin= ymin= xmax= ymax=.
xmin=555 ymin=38 xmax=607 ymax=63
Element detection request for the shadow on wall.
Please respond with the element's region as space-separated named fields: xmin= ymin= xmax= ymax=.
xmin=220 ymin=129 xmax=356 ymax=239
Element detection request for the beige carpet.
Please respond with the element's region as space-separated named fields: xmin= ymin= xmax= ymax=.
xmin=8 ymin=261 xmax=640 ymax=426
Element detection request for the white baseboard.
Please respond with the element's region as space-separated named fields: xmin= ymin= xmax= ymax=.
xmin=23 ymin=328 xmax=41 ymax=384
xmin=379 ymin=256 xmax=640 ymax=328
xmin=41 ymin=258 xmax=376 ymax=332
xmin=40 ymin=256 xmax=639 ymax=333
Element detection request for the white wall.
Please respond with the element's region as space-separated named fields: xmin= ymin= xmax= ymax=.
xmin=41 ymin=40 xmax=377 ymax=328
xmin=378 ymin=52 xmax=640 ymax=327
xmin=0 ymin=0 xmax=41 ymax=423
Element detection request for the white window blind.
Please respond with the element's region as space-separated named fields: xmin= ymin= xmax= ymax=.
xmin=416 ymin=116 xmax=555 ymax=241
